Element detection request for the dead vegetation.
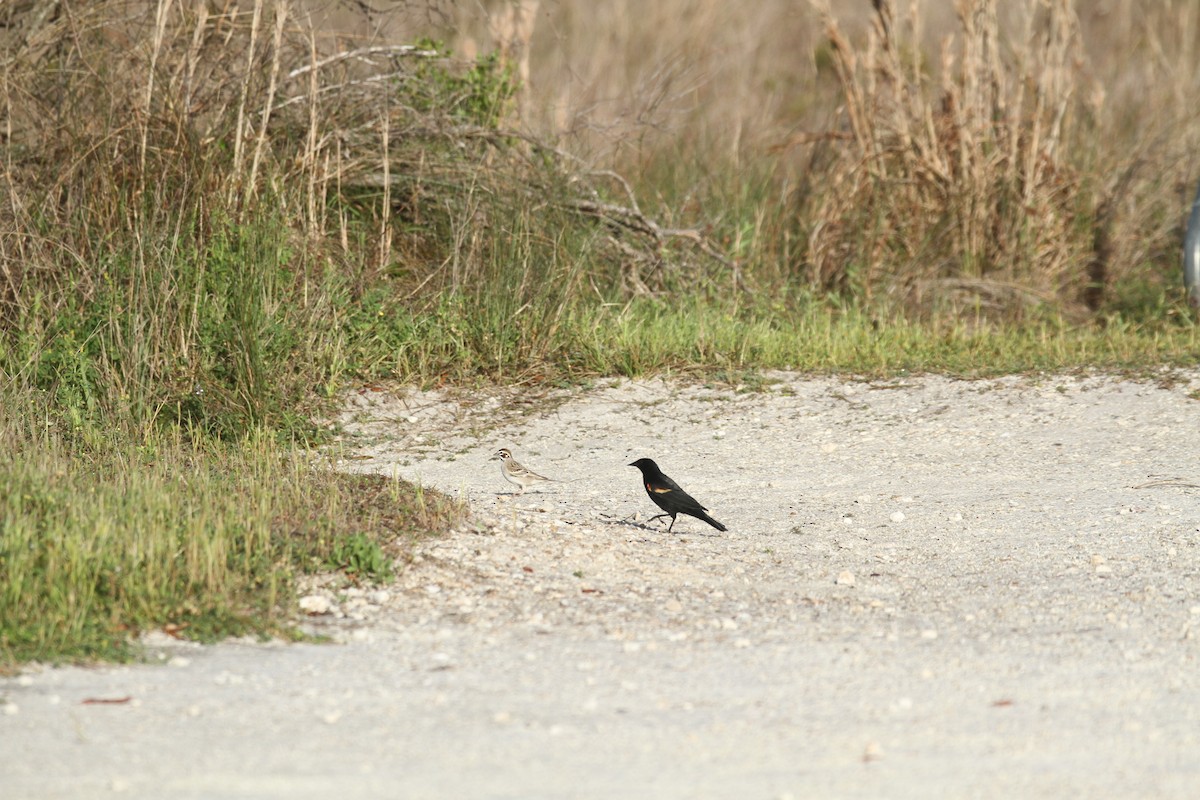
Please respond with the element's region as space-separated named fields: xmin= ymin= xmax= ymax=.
xmin=0 ymin=0 xmax=1197 ymax=415
xmin=474 ymin=0 xmax=1200 ymax=318
xmin=0 ymin=0 xmax=728 ymax=324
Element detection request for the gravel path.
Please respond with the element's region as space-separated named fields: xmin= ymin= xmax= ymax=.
xmin=4 ymin=372 xmax=1200 ymax=799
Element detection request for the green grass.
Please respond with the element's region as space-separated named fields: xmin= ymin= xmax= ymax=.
xmin=0 ymin=402 xmax=465 ymax=671
xmin=354 ymin=295 xmax=1200 ymax=383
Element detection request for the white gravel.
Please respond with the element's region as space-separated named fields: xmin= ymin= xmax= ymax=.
xmin=4 ymin=372 xmax=1200 ymax=799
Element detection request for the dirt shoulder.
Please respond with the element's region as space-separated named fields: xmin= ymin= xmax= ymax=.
xmin=4 ymin=372 xmax=1200 ymax=799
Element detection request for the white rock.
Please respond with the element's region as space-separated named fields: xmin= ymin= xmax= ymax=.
xmin=299 ymin=595 xmax=332 ymax=615
xmin=139 ymin=630 xmax=177 ymax=648
xmin=890 ymin=511 xmax=906 ymax=523
xmin=836 ymin=570 xmax=856 ymax=587
xmin=2 ymin=702 xmax=18 ymax=716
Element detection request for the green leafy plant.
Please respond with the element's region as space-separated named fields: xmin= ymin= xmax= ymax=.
xmin=326 ymin=533 xmax=394 ymax=583
xmin=411 ymin=38 xmax=518 ymax=128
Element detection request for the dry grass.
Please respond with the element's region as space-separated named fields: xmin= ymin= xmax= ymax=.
xmin=806 ymin=0 xmax=1088 ymax=310
xmin=0 ymin=0 xmax=725 ymax=435
xmin=5 ymin=1 xmax=1198 ymax=334
xmin=0 ymin=1 xmax=1194 ymax=437
xmin=444 ymin=0 xmax=1200 ymax=315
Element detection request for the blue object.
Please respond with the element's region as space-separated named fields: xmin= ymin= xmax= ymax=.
xmin=1186 ymin=181 xmax=1200 ymax=308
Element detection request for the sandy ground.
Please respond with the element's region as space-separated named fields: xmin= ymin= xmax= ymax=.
xmin=3 ymin=371 xmax=1200 ymax=799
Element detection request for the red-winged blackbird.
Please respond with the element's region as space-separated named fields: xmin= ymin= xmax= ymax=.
xmin=628 ymin=458 xmax=727 ymax=533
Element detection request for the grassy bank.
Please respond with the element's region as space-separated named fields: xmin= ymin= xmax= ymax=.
xmin=0 ymin=398 xmax=465 ymax=670
xmin=6 ymin=279 xmax=1192 ymax=671
xmin=363 ymin=297 xmax=1198 ymax=382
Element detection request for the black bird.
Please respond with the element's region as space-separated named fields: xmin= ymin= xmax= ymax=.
xmin=628 ymin=458 xmax=727 ymax=533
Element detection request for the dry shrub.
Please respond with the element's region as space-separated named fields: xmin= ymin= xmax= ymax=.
xmin=0 ymin=1 xmax=533 ymax=430
xmin=0 ymin=1 xmax=506 ymax=279
xmin=800 ymin=0 xmax=1089 ymax=316
xmin=482 ymin=0 xmax=1200 ymax=319
xmin=1071 ymin=1 xmax=1200 ymax=315
xmin=4 ymin=0 xmax=1199 ymax=337
xmin=0 ymin=1 xmax=730 ymax=303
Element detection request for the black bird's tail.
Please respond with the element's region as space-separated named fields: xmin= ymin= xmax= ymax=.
xmin=696 ymin=511 xmax=727 ymax=532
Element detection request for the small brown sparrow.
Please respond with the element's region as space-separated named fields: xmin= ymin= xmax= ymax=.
xmin=493 ymin=448 xmax=556 ymax=495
